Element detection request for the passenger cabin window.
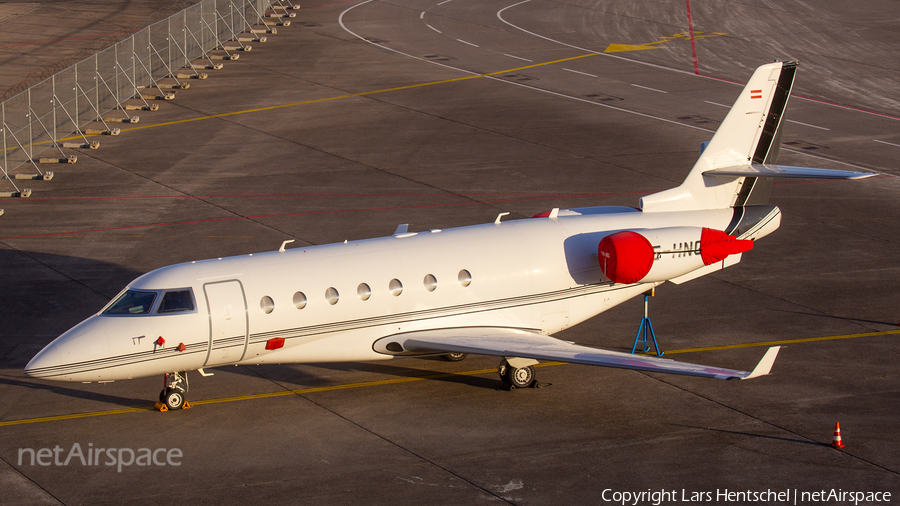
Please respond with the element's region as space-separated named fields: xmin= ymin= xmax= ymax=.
xmin=389 ymin=279 xmax=403 ymax=296
xmin=158 ymin=290 xmax=195 ymax=313
xmin=293 ymin=292 xmax=307 ymax=309
xmin=103 ymin=290 xmax=157 ymax=315
xmin=260 ymin=296 xmax=275 ymax=314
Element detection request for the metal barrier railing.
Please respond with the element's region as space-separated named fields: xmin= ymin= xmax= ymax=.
xmin=1 ymin=0 xmax=289 ymax=198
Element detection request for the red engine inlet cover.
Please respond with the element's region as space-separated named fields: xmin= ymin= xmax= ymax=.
xmin=598 ymin=231 xmax=654 ymax=284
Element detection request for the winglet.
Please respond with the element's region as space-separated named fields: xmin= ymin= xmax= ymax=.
xmin=742 ymin=346 xmax=780 ymax=380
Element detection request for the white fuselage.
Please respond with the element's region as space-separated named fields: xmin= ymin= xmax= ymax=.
xmin=26 ymin=206 xmax=771 ymax=382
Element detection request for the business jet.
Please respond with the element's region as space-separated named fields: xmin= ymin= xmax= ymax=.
xmin=26 ymin=61 xmax=873 ymax=410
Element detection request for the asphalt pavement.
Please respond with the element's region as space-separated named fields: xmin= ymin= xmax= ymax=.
xmin=0 ymin=1 xmax=898 ymax=504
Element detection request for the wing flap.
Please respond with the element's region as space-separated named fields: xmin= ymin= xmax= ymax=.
xmin=375 ymin=328 xmax=778 ymax=380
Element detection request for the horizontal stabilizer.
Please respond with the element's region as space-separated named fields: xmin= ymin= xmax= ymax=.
xmin=374 ymin=327 xmax=779 ymax=380
xmin=704 ymin=164 xmax=876 ymax=180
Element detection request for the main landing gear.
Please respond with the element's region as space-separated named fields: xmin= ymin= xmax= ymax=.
xmin=498 ymin=358 xmax=540 ymax=390
xmin=155 ymin=371 xmax=191 ymax=411
xmin=439 ymin=352 xmax=540 ymax=390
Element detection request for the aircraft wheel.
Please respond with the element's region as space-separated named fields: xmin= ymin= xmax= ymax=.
xmin=159 ymin=389 xmax=167 ymax=403
xmin=499 ymin=360 xmax=535 ymax=389
xmin=506 ymin=365 xmax=535 ymax=388
xmin=164 ymin=389 xmax=185 ymax=410
xmin=441 ymin=352 xmax=468 ymax=362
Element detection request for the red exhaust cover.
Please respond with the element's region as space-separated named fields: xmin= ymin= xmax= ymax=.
xmin=598 ymin=231 xmax=654 ymax=284
xmin=700 ymin=228 xmax=753 ymax=265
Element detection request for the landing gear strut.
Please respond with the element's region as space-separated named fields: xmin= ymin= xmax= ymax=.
xmin=498 ymin=358 xmax=538 ymax=389
xmin=156 ymin=371 xmax=191 ymax=411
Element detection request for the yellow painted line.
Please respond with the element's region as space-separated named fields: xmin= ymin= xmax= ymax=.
xmin=16 ymin=53 xmax=598 ymax=149
xmin=0 ymin=366 xmax=501 ymax=427
xmin=0 ymin=406 xmax=158 ymax=426
xmin=3 ymin=329 xmax=896 ymax=427
xmin=643 ymin=329 xmax=900 ymax=355
xmin=604 ymin=31 xmax=726 ymax=53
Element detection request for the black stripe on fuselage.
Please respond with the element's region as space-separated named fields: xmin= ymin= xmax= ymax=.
xmin=30 ymin=282 xmax=637 ymax=377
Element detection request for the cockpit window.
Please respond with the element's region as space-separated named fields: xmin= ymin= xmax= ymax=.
xmin=102 ymin=290 xmax=158 ymax=315
xmin=158 ymin=290 xmax=195 ymax=313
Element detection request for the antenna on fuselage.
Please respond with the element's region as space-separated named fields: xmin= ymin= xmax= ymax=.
xmin=279 ymin=239 xmax=295 ymax=253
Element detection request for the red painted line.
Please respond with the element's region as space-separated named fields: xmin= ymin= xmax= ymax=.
xmin=685 ymin=0 xmax=699 ymax=75
xmin=15 ymin=191 xmax=608 ymax=202
xmin=0 ymin=192 xmax=646 ymax=240
xmin=0 ymin=30 xmax=138 ymax=50
xmin=795 ymin=96 xmax=900 ymax=121
xmin=771 ymin=174 xmax=888 ymax=186
xmin=295 ymin=0 xmax=359 ymax=9
xmin=697 ymin=73 xmax=743 ymax=86
xmin=2 ymin=178 xmax=870 ymax=241
xmin=697 ymin=73 xmax=900 ymax=120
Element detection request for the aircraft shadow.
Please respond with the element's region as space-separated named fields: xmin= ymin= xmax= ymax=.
xmin=0 ymin=248 xmax=143 ymax=369
xmin=0 ymin=375 xmax=151 ymax=407
xmin=241 ymin=359 xmax=504 ymax=391
xmin=671 ymin=423 xmax=830 ymax=447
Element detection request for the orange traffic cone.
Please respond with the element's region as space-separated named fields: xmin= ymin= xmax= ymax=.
xmin=831 ymin=422 xmax=845 ymax=448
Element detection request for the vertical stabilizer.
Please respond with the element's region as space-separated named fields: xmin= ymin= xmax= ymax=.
xmin=641 ymin=61 xmax=797 ymax=212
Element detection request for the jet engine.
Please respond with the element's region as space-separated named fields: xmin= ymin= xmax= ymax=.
xmin=598 ymin=227 xmax=753 ymax=284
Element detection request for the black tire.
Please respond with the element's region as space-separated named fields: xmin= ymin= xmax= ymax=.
xmin=159 ymin=389 xmax=167 ymax=403
xmin=505 ymin=365 xmax=535 ymax=389
xmin=164 ymin=389 xmax=184 ymax=410
xmin=441 ymin=352 xmax=468 ymax=362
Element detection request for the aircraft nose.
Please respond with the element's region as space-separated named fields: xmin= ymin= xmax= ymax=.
xmin=24 ymin=341 xmax=62 ymax=378
xmin=25 ymin=317 xmax=110 ymax=381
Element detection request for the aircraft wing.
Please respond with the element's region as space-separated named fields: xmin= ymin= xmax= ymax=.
xmin=380 ymin=327 xmax=779 ymax=380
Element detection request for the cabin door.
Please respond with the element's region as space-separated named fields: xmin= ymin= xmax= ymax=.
xmin=203 ymin=280 xmax=249 ymax=367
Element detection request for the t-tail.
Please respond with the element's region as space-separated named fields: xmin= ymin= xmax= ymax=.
xmin=640 ymin=61 xmax=874 ymax=215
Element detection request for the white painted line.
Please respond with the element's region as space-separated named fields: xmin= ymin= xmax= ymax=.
xmin=342 ymin=0 xmax=873 ymax=173
xmin=427 ymin=24 xmax=441 ymax=33
xmin=563 ymin=68 xmax=598 ymax=78
xmin=340 ymin=0 xmax=480 ymax=77
xmin=874 ymin=139 xmax=900 ymax=148
xmin=504 ymin=54 xmax=532 ymax=62
xmin=437 ymin=0 xmax=452 ymax=4
xmin=631 ymin=83 xmax=667 ymax=93
xmin=704 ymin=100 xmax=729 ymax=108
xmin=420 ymin=11 xmax=424 ymax=19
xmin=498 ymin=0 xmax=900 ymax=122
xmin=787 ymin=119 xmax=830 ymax=131
xmin=457 ymin=38 xmax=479 ymax=47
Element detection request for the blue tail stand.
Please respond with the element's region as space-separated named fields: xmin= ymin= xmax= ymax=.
xmin=632 ymin=289 xmax=663 ymax=356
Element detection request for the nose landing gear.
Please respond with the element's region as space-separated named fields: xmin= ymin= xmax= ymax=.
xmin=155 ymin=371 xmax=191 ymax=411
